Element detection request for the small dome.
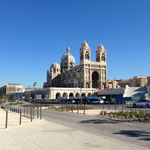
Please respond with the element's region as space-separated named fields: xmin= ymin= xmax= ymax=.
xmin=98 ymin=43 xmax=105 ymax=50
xmin=61 ymin=47 xmax=75 ymax=64
xmin=81 ymin=41 xmax=89 ymax=49
xmin=61 ymin=53 xmax=75 ymax=63
xmin=50 ymin=62 xmax=60 ymax=70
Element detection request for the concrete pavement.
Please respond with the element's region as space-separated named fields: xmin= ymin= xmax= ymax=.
xmin=0 ymin=108 xmax=149 ymax=150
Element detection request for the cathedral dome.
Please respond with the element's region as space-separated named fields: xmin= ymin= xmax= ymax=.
xmin=50 ymin=62 xmax=60 ymax=71
xmin=81 ymin=41 xmax=89 ymax=49
xmin=61 ymin=46 xmax=75 ymax=64
xmin=98 ymin=44 xmax=105 ymax=50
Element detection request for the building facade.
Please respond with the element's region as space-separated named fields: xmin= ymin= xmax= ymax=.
xmin=0 ymin=83 xmax=24 ymax=95
xmin=24 ymin=87 xmax=97 ymax=100
xmin=108 ymin=76 xmax=148 ymax=89
xmin=44 ymin=42 xmax=107 ymax=89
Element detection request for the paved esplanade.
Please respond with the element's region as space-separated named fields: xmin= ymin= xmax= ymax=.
xmin=0 ymin=108 xmax=149 ymax=150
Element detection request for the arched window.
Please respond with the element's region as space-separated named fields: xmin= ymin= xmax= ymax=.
xmin=96 ymin=53 xmax=100 ymax=62
xmin=101 ymin=54 xmax=105 ymax=61
xmin=85 ymin=51 xmax=89 ymax=59
xmin=80 ymin=51 xmax=83 ymax=60
xmin=86 ymin=82 xmax=89 ymax=88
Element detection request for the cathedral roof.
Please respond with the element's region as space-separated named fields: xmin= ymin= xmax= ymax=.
xmin=61 ymin=46 xmax=75 ymax=64
xmin=81 ymin=41 xmax=89 ymax=49
xmin=98 ymin=43 xmax=105 ymax=50
xmin=50 ymin=62 xmax=60 ymax=70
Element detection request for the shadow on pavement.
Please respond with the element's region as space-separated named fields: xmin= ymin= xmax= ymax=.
xmin=114 ymin=130 xmax=150 ymax=141
xmin=79 ymin=119 xmax=123 ymax=124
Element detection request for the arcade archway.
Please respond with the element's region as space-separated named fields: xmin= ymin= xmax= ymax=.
xmin=63 ymin=92 xmax=68 ymax=97
xmin=92 ymin=71 xmax=99 ymax=88
xmin=56 ymin=92 xmax=61 ymax=99
xmin=69 ymin=93 xmax=74 ymax=97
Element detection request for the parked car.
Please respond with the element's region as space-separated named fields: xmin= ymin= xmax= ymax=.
xmin=84 ymin=97 xmax=104 ymax=104
xmin=133 ymin=100 xmax=150 ymax=108
xmin=92 ymin=99 xmax=104 ymax=104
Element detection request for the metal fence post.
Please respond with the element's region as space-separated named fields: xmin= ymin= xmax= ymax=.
xmin=77 ymin=103 xmax=79 ymax=114
xmin=37 ymin=106 xmax=39 ymax=118
xmin=130 ymin=101 xmax=132 ymax=111
xmin=122 ymin=101 xmax=124 ymax=111
xmin=83 ymin=103 xmax=85 ymax=115
xmin=33 ymin=106 xmax=35 ymax=118
xmin=115 ymin=101 xmax=116 ymax=111
xmin=108 ymin=102 xmax=110 ymax=110
xmin=72 ymin=103 xmax=73 ymax=113
xmin=24 ymin=106 xmax=25 ymax=115
xmin=40 ymin=107 xmax=42 ymax=120
xmin=5 ymin=110 xmax=8 ymax=129
xmin=66 ymin=104 xmax=68 ymax=112
xmin=30 ymin=107 xmax=32 ymax=122
xmin=27 ymin=106 xmax=28 ymax=116
xmin=19 ymin=109 xmax=22 ymax=125
xmin=62 ymin=101 xmax=64 ymax=111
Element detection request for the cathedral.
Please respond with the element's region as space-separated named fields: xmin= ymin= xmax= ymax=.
xmin=43 ymin=41 xmax=107 ymax=89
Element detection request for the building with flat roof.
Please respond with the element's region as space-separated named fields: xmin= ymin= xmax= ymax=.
xmin=97 ymin=85 xmax=148 ymax=101
xmin=24 ymin=87 xmax=97 ymax=100
xmin=0 ymin=83 xmax=24 ymax=96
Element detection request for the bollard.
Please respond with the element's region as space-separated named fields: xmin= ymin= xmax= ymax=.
xmin=30 ymin=107 xmax=32 ymax=122
xmin=62 ymin=102 xmax=64 ymax=111
xmin=83 ymin=103 xmax=85 ymax=114
xmin=108 ymin=102 xmax=110 ymax=110
xmin=33 ymin=106 xmax=35 ymax=118
xmin=130 ymin=101 xmax=132 ymax=111
xmin=24 ymin=106 xmax=25 ymax=115
xmin=80 ymin=102 xmax=82 ymax=113
xmin=66 ymin=104 xmax=68 ymax=112
xmin=103 ymin=102 xmax=104 ymax=110
xmin=37 ymin=107 xmax=39 ymax=118
xmin=27 ymin=106 xmax=28 ymax=115
xmin=40 ymin=107 xmax=42 ymax=120
xmin=19 ymin=109 xmax=22 ymax=125
xmin=72 ymin=103 xmax=73 ymax=113
xmin=122 ymin=102 xmax=124 ymax=111
xmin=115 ymin=101 xmax=117 ymax=111
xmin=77 ymin=103 xmax=79 ymax=114
xmin=5 ymin=110 xmax=8 ymax=129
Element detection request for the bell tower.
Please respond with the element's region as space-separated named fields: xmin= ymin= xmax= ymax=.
xmin=96 ymin=43 xmax=107 ymax=89
xmin=80 ymin=41 xmax=91 ymax=64
xmin=96 ymin=43 xmax=106 ymax=63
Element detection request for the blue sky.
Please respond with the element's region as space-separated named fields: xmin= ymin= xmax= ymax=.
xmin=0 ymin=0 xmax=150 ymax=88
